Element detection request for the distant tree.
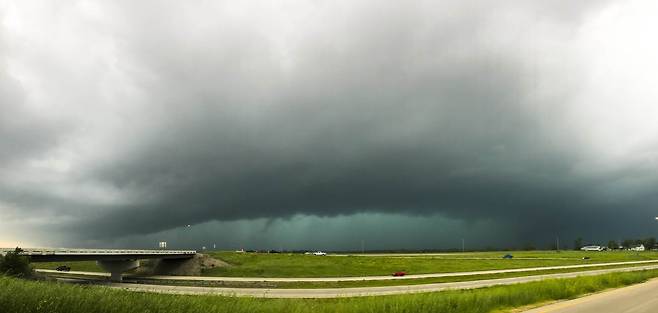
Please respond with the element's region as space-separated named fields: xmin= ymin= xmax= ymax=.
xmin=644 ymin=238 xmax=656 ymax=251
xmin=622 ymin=239 xmax=634 ymax=249
xmin=607 ymin=240 xmax=618 ymax=250
xmin=573 ymin=238 xmax=583 ymax=251
xmin=0 ymin=247 xmax=32 ymax=278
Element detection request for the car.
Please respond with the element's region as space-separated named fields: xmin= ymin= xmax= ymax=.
xmin=392 ymin=271 xmax=407 ymax=276
xmin=55 ymin=265 xmax=71 ymax=272
xmin=502 ymin=254 xmax=513 ymax=259
xmin=313 ymin=251 xmax=327 ymax=256
xmin=581 ymin=245 xmax=604 ymax=251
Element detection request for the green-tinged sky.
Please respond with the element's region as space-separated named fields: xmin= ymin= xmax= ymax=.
xmin=1 ymin=0 xmax=658 ymax=250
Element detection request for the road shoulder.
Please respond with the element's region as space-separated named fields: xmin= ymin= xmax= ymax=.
xmin=521 ymin=278 xmax=658 ymax=313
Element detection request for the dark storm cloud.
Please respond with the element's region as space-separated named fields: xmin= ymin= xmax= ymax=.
xmin=3 ymin=0 xmax=657 ymax=247
xmin=0 ymin=68 xmax=61 ymax=166
xmin=74 ymin=1 xmax=624 ymax=236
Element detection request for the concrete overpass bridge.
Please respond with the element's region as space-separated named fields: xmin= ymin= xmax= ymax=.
xmin=0 ymin=248 xmax=197 ymax=281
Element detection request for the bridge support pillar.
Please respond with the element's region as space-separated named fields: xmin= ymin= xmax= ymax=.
xmin=97 ymin=260 xmax=139 ymax=282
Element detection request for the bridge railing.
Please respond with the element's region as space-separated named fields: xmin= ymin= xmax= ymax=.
xmin=0 ymin=248 xmax=197 ymax=256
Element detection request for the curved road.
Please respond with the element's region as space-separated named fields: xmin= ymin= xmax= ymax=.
xmin=105 ymin=264 xmax=658 ymax=298
xmin=36 ymin=259 xmax=658 ymax=282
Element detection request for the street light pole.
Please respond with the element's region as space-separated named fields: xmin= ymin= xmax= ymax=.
xmin=556 ymin=236 xmax=560 ymax=252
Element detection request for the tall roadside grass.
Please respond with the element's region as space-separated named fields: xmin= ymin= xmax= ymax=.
xmin=2 ymin=270 xmax=658 ymax=313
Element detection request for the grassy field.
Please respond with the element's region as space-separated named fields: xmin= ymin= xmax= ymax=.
xmin=31 ymin=250 xmax=658 ymax=278
xmin=129 ymin=263 xmax=658 ymax=289
xmin=32 ymin=261 xmax=102 ymax=272
xmin=201 ymin=250 xmax=658 ymax=277
xmin=3 ymin=270 xmax=658 ymax=313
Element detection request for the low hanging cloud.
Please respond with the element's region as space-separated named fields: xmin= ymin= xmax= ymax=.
xmin=2 ymin=0 xmax=658 ymax=247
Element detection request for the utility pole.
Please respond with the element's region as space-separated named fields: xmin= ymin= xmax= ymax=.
xmin=556 ymin=236 xmax=560 ymax=251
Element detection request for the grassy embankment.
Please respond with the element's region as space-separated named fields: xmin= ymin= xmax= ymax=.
xmin=31 ymin=250 xmax=658 ymax=278
xmin=3 ymin=270 xmax=658 ymax=313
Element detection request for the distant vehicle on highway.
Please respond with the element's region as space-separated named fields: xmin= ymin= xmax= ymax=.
xmin=313 ymin=251 xmax=327 ymax=256
xmin=581 ymin=245 xmax=605 ymax=251
xmin=502 ymin=254 xmax=513 ymax=259
xmin=55 ymin=265 xmax=71 ymax=272
xmin=392 ymin=271 xmax=406 ymax=276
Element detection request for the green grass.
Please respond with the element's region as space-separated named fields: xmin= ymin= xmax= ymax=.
xmin=426 ymin=250 xmax=658 ymax=261
xmin=202 ymin=250 xmax=658 ymax=277
xmin=30 ymin=250 xmax=658 ymax=278
xmin=3 ymin=270 xmax=658 ymax=313
xmin=129 ymin=263 xmax=658 ymax=289
xmin=31 ymin=261 xmax=102 ymax=272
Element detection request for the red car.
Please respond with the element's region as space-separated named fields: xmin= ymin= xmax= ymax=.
xmin=392 ymin=271 xmax=406 ymax=277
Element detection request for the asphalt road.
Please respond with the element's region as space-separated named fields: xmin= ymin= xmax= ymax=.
xmin=105 ymin=264 xmax=658 ymax=298
xmin=35 ymin=259 xmax=658 ymax=282
xmin=523 ymin=278 xmax=658 ymax=313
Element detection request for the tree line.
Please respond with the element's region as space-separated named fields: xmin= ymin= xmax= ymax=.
xmin=573 ymin=237 xmax=656 ymax=250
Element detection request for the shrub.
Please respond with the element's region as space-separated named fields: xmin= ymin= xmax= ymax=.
xmin=0 ymin=247 xmax=33 ymax=278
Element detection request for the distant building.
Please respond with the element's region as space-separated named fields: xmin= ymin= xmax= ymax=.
xmin=630 ymin=244 xmax=645 ymax=252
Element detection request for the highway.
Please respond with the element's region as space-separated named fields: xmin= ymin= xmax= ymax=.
xmin=35 ymin=259 xmax=658 ymax=282
xmin=103 ymin=264 xmax=658 ymax=298
xmin=523 ymin=278 xmax=658 ymax=313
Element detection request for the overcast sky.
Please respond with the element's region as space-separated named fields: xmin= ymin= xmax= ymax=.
xmin=1 ymin=1 xmax=658 ymax=250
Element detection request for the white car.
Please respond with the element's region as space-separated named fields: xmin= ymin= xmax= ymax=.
xmin=313 ymin=251 xmax=327 ymax=256
xmin=580 ymin=245 xmax=604 ymax=251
